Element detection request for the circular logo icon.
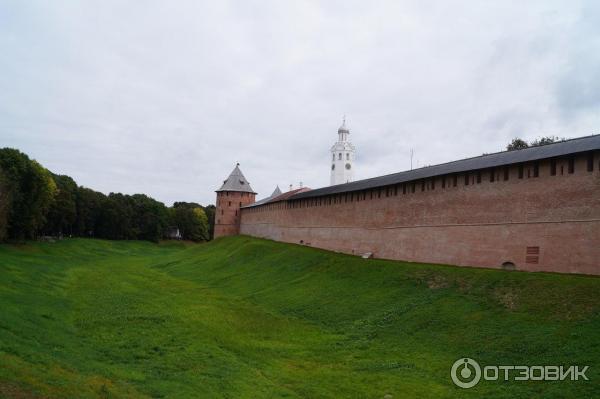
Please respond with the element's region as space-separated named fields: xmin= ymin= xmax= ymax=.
xmin=451 ymin=358 xmax=481 ymax=389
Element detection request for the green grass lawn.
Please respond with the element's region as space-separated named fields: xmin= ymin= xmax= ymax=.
xmin=0 ymin=236 xmax=598 ymax=398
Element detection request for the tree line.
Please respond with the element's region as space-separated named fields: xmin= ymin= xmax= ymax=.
xmin=0 ymin=148 xmax=215 ymax=243
xmin=506 ymin=136 xmax=565 ymax=151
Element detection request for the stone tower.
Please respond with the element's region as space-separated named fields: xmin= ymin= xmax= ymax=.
xmin=330 ymin=118 xmax=356 ymax=185
xmin=214 ymin=163 xmax=256 ymax=238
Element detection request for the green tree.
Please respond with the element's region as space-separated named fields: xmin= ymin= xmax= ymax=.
xmin=192 ymin=208 xmax=209 ymax=240
xmin=173 ymin=201 xmax=202 ymax=209
xmin=204 ymin=204 xmax=216 ymax=240
xmin=0 ymin=147 xmax=210 ymax=243
xmin=44 ymin=174 xmax=78 ymax=236
xmin=531 ymin=136 xmax=564 ymax=147
xmin=131 ymin=194 xmax=169 ymax=242
xmin=169 ymin=204 xmax=209 ymax=241
xmin=507 ymin=136 xmax=566 ymax=151
xmin=29 ymin=161 xmax=57 ymax=237
xmin=96 ymin=193 xmax=135 ymax=240
xmin=506 ymin=138 xmax=529 ymax=151
xmin=0 ymin=169 xmax=10 ymax=241
xmin=0 ymin=148 xmax=56 ymax=240
xmin=74 ymin=187 xmax=106 ymax=237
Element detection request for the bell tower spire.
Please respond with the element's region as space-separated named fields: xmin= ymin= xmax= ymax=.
xmin=330 ymin=117 xmax=356 ymax=185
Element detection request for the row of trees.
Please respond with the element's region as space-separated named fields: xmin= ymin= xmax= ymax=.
xmin=0 ymin=148 xmax=215 ymax=243
xmin=506 ymin=136 xmax=565 ymax=151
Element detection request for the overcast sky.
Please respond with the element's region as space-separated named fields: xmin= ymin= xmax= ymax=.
xmin=1 ymin=1 xmax=599 ymax=206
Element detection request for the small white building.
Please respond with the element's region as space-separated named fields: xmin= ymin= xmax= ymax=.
xmin=330 ymin=118 xmax=356 ymax=185
xmin=166 ymin=227 xmax=182 ymax=240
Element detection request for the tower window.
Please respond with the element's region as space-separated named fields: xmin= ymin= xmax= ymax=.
xmin=332 ymin=153 xmax=335 ymax=161
xmin=346 ymin=153 xmax=349 ymax=160
xmin=339 ymin=153 xmax=342 ymax=160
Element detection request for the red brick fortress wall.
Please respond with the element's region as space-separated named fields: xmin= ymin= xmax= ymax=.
xmin=240 ymin=152 xmax=600 ymax=275
xmin=214 ymin=191 xmax=256 ymax=238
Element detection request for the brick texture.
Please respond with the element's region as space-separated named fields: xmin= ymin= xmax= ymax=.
xmin=214 ymin=191 xmax=256 ymax=238
xmin=239 ymin=152 xmax=600 ymax=275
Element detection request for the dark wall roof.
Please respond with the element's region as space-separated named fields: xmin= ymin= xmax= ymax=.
xmin=290 ymin=134 xmax=600 ymax=200
xmin=243 ymin=187 xmax=311 ymax=208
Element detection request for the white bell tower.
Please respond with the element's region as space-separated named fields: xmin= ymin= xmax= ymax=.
xmin=330 ymin=117 xmax=356 ymax=185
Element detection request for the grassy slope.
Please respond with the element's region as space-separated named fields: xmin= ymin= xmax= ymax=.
xmin=0 ymin=237 xmax=598 ymax=398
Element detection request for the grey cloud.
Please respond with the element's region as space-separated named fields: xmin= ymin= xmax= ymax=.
xmin=1 ymin=0 xmax=599 ymax=205
xmin=556 ymin=1 xmax=600 ymax=117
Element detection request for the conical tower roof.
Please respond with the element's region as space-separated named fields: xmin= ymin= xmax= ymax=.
xmin=216 ymin=163 xmax=256 ymax=193
xmin=270 ymin=185 xmax=282 ymax=197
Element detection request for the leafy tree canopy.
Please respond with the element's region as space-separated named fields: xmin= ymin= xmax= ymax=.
xmin=507 ymin=136 xmax=566 ymax=151
xmin=0 ymin=148 xmax=56 ymax=240
xmin=0 ymin=147 xmax=213 ymax=242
